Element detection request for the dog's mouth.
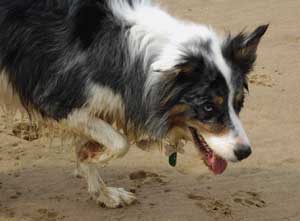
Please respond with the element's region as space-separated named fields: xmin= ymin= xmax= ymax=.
xmin=189 ymin=127 xmax=227 ymax=175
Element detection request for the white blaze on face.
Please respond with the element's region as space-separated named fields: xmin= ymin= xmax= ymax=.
xmin=228 ymin=92 xmax=251 ymax=146
xmin=203 ymin=39 xmax=251 ymax=161
xmin=221 ymin=59 xmax=251 ymax=150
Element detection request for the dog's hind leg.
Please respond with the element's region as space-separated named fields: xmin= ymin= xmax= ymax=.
xmin=66 ymin=111 xmax=136 ymax=208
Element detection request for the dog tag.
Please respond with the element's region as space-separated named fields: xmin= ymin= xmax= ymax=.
xmin=169 ymin=152 xmax=177 ymax=167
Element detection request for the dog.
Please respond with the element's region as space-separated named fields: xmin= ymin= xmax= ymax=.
xmin=0 ymin=0 xmax=268 ymax=208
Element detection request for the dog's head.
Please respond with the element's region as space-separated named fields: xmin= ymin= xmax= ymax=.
xmin=151 ymin=25 xmax=268 ymax=174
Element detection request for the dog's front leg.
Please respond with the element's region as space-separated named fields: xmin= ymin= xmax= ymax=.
xmin=76 ymin=142 xmax=136 ymax=208
xmin=66 ymin=111 xmax=136 ymax=208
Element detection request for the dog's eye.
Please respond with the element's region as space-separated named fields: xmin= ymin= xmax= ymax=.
xmin=203 ymin=103 xmax=215 ymax=112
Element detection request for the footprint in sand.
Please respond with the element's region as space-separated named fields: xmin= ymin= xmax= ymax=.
xmin=129 ymin=170 xmax=168 ymax=190
xmin=37 ymin=208 xmax=66 ymax=220
xmin=10 ymin=191 xmax=22 ymax=199
xmin=232 ymin=191 xmax=266 ymax=208
xmin=0 ymin=204 xmax=16 ymax=218
xmin=187 ymin=193 xmax=232 ymax=217
xmin=12 ymin=122 xmax=41 ymax=141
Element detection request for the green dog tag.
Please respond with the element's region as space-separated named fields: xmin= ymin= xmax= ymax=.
xmin=169 ymin=152 xmax=177 ymax=167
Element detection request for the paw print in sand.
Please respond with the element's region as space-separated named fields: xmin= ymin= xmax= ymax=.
xmin=232 ymin=191 xmax=266 ymax=208
xmin=187 ymin=193 xmax=232 ymax=217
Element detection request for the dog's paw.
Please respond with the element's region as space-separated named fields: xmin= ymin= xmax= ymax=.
xmin=96 ymin=187 xmax=137 ymax=208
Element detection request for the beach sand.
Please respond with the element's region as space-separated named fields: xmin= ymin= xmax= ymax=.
xmin=0 ymin=0 xmax=300 ymax=220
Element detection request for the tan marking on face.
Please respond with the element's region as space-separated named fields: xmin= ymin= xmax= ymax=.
xmin=170 ymin=104 xmax=190 ymax=115
xmin=187 ymin=119 xmax=230 ymax=137
xmin=168 ymin=104 xmax=191 ymax=127
xmin=214 ymin=96 xmax=224 ymax=105
xmin=165 ymin=104 xmax=195 ymax=143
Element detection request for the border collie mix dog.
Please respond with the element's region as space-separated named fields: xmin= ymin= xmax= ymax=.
xmin=0 ymin=0 xmax=268 ymax=208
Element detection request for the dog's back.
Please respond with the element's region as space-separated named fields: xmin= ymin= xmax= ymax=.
xmin=0 ymin=0 xmax=105 ymax=118
xmin=0 ymin=0 xmax=153 ymax=130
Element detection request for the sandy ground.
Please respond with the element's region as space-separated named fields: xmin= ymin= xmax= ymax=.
xmin=1 ymin=0 xmax=300 ymax=220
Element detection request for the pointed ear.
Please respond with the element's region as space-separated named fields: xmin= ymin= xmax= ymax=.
xmin=223 ymin=24 xmax=269 ymax=74
xmin=240 ymin=24 xmax=269 ymax=55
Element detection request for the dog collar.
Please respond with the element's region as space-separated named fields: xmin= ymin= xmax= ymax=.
xmin=169 ymin=152 xmax=177 ymax=167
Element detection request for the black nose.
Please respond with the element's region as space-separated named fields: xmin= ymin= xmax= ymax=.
xmin=234 ymin=145 xmax=252 ymax=161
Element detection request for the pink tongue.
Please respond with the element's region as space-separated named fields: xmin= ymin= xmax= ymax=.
xmin=207 ymin=153 xmax=228 ymax=175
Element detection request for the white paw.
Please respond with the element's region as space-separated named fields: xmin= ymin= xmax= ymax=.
xmin=96 ymin=187 xmax=136 ymax=208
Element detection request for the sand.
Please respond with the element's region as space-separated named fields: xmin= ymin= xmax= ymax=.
xmin=0 ymin=0 xmax=300 ymax=220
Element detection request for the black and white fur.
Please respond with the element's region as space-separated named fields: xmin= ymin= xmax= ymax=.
xmin=0 ymin=0 xmax=268 ymax=208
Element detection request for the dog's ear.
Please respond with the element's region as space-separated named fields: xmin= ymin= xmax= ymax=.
xmin=158 ymin=62 xmax=197 ymax=83
xmin=223 ymin=24 xmax=269 ymax=74
xmin=173 ymin=56 xmax=206 ymax=80
xmin=158 ymin=60 xmax=204 ymax=107
xmin=173 ymin=63 xmax=195 ymax=76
